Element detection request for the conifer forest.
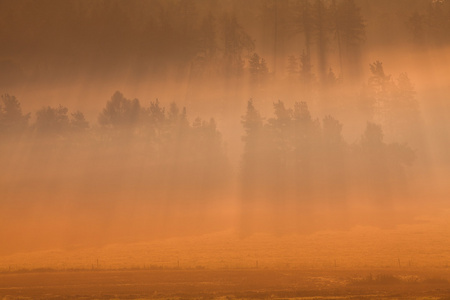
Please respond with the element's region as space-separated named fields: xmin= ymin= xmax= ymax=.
xmin=1 ymin=1 xmax=450 ymax=299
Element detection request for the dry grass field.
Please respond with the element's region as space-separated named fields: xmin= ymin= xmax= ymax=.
xmin=2 ymin=210 xmax=450 ymax=299
xmin=1 ymin=268 xmax=450 ymax=299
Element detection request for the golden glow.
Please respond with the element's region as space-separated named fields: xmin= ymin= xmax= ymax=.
xmin=0 ymin=0 xmax=450 ymax=298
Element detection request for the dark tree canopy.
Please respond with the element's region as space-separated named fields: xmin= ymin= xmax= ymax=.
xmin=0 ymin=94 xmax=29 ymax=135
xmin=98 ymin=91 xmax=142 ymax=129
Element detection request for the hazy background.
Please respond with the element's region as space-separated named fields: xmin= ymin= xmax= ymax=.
xmin=1 ymin=0 xmax=450 ymax=262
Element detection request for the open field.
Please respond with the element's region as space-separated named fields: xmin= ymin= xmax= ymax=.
xmin=2 ymin=211 xmax=450 ymax=299
xmin=1 ymin=268 xmax=450 ymax=299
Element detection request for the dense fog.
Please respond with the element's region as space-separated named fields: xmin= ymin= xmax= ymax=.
xmin=1 ymin=0 xmax=450 ymax=255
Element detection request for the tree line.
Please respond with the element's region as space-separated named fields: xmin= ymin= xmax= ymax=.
xmin=1 ymin=0 xmax=446 ymax=88
xmin=1 ymin=87 xmax=418 ymax=207
xmin=241 ymin=99 xmax=415 ymax=207
xmin=0 ymin=91 xmax=230 ymax=204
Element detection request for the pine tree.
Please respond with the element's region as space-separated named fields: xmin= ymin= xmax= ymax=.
xmin=299 ymin=50 xmax=315 ymax=86
xmin=248 ymin=53 xmax=269 ymax=88
xmin=70 ymin=111 xmax=89 ymax=132
xmin=242 ymin=99 xmax=264 ymax=148
xmin=220 ymin=13 xmax=255 ymax=77
xmin=0 ymin=94 xmax=29 ymax=135
xmin=335 ymin=0 xmax=365 ymax=81
xmin=312 ymin=0 xmax=330 ymax=84
xmin=35 ymin=105 xmax=70 ymax=136
xmin=98 ymin=91 xmax=142 ymax=130
xmin=291 ymin=0 xmax=314 ymax=57
xmin=287 ymin=55 xmax=299 ymax=79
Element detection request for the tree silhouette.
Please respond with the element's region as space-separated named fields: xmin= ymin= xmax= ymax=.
xmin=322 ymin=115 xmax=347 ymax=202
xmin=193 ymin=12 xmax=218 ymax=77
xmin=98 ymin=91 xmax=142 ymax=130
xmin=299 ymin=50 xmax=315 ymax=87
xmin=389 ymin=73 xmax=421 ymax=143
xmin=240 ymin=99 xmax=267 ymax=233
xmin=292 ymin=101 xmax=321 ymax=199
xmin=220 ymin=12 xmax=255 ymax=77
xmin=357 ymin=122 xmax=415 ymax=203
xmin=312 ymin=0 xmax=330 ymax=84
xmin=258 ymin=0 xmax=290 ymax=74
xmin=239 ymin=98 xmax=417 ymax=228
xmin=249 ymin=53 xmax=262 ymax=85
xmin=35 ymin=105 xmax=73 ymax=136
xmin=363 ymin=62 xmax=422 ymax=146
xmin=333 ymin=0 xmax=365 ymax=81
xmin=267 ymin=100 xmax=293 ymax=165
xmin=70 ymin=111 xmax=89 ymax=132
xmin=291 ymin=0 xmax=314 ymax=58
xmin=241 ymin=99 xmax=265 ymax=171
xmin=287 ymin=55 xmax=299 ymax=80
xmin=198 ymin=12 xmax=218 ymax=61
xmin=426 ymin=0 xmax=450 ymax=45
xmin=0 ymin=94 xmax=29 ymax=135
xmin=362 ymin=61 xmax=391 ymax=122
xmin=248 ymin=52 xmax=269 ymax=88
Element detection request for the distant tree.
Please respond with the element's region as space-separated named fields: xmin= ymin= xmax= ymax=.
xmin=140 ymin=98 xmax=167 ymax=142
xmin=361 ymin=122 xmax=384 ymax=149
xmin=258 ymin=0 xmax=290 ymax=74
xmin=241 ymin=99 xmax=264 ymax=155
xmin=238 ymin=99 xmax=417 ymax=232
xmin=166 ymin=102 xmax=189 ymax=143
xmin=70 ymin=111 xmax=89 ymax=132
xmin=357 ymin=122 xmax=390 ymax=202
xmin=249 ymin=53 xmax=262 ymax=85
xmin=193 ymin=12 xmax=218 ymax=77
xmin=168 ymin=102 xmax=180 ymax=123
xmin=362 ymin=61 xmax=391 ymax=122
xmin=426 ymin=0 xmax=450 ymax=45
xmin=291 ymin=0 xmax=314 ymax=57
xmin=322 ymin=115 xmax=343 ymax=147
xmin=35 ymin=105 xmax=70 ymax=136
xmin=190 ymin=117 xmax=225 ymax=165
xmin=98 ymin=91 xmax=142 ymax=130
xmin=322 ymin=114 xmax=347 ymax=201
xmin=292 ymin=101 xmax=321 ymax=199
xmin=363 ymin=62 xmax=422 ymax=145
xmin=368 ymin=61 xmax=391 ymax=92
xmin=176 ymin=0 xmax=198 ymax=36
xmin=408 ymin=11 xmax=426 ymax=46
xmin=147 ymin=99 xmax=165 ymax=126
xmin=87 ymin=0 xmax=134 ymax=67
xmin=357 ymin=122 xmax=415 ymax=203
xmin=198 ymin=12 xmax=217 ymax=61
xmin=248 ymin=52 xmax=269 ymax=88
xmin=333 ymin=0 xmax=365 ymax=81
xmin=267 ymin=100 xmax=293 ymax=167
xmin=312 ymin=0 xmax=330 ymax=84
xmin=163 ymin=111 xmax=229 ymax=203
xmin=287 ymin=55 xmax=299 ymax=80
xmin=260 ymin=58 xmax=269 ymax=79
xmin=293 ymin=101 xmax=320 ymax=154
xmin=241 ymin=100 xmax=268 ymax=197
xmin=0 ymin=94 xmax=29 ymax=135
xmin=220 ymin=13 xmax=255 ymax=77
xmin=330 ymin=0 xmax=343 ymax=75
xmin=326 ymin=67 xmax=338 ymax=86
xmin=389 ymin=72 xmax=422 ymax=144
xmin=173 ymin=0 xmax=199 ymax=69
xmin=299 ymin=50 xmax=315 ymax=86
